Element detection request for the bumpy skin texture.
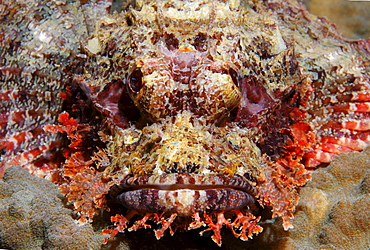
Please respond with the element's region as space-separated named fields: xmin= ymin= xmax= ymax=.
xmin=0 ymin=0 xmax=110 ymax=179
xmin=1 ymin=0 xmax=369 ymax=247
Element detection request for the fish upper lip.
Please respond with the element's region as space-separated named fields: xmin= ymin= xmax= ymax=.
xmin=116 ymin=173 xmax=257 ymax=197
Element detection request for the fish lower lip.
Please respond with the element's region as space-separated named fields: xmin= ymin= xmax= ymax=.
xmin=117 ymin=183 xmax=252 ymax=192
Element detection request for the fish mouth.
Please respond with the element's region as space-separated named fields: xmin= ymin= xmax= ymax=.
xmin=114 ymin=174 xmax=257 ymax=216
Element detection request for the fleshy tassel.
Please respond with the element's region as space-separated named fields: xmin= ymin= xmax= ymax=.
xmin=102 ymin=211 xmax=137 ymax=244
xmin=201 ymin=210 xmax=262 ymax=247
xmin=154 ymin=213 xmax=177 ymax=239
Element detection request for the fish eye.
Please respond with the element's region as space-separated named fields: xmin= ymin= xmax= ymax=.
xmin=128 ymin=68 xmax=144 ymax=93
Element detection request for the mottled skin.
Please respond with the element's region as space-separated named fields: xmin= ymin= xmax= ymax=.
xmin=0 ymin=0 xmax=369 ymax=246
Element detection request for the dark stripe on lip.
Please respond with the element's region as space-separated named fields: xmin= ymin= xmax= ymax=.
xmin=117 ymin=183 xmax=255 ymax=195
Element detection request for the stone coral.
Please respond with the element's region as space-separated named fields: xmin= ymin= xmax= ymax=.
xmin=0 ymin=166 xmax=102 ymax=250
xmin=245 ymin=146 xmax=370 ymax=250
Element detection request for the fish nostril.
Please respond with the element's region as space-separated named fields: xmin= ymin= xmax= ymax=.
xmin=229 ymin=68 xmax=239 ymax=89
xmin=193 ymin=33 xmax=208 ymax=52
xmin=164 ymin=33 xmax=179 ymax=51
